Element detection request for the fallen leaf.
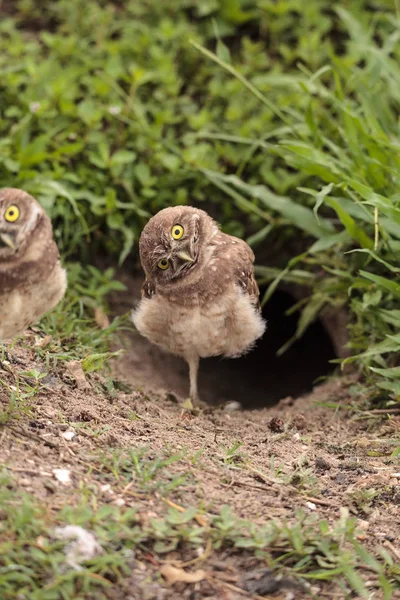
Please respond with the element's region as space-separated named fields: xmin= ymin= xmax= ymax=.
xmin=94 ymin=307 xmax=110 ymax=329
xmin=35 ymin=535 xmax=47 ymax=549
xmin=160 ymin=564 xmax=206 ymax=586
xmin=65 ymin=361 xmax=90 ymax=390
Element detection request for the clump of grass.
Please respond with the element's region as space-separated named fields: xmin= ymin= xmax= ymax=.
xmin=0 ymin=456 xmax=398 ymax=600
xmin=34 ymin=263 xmax=128 ymax=367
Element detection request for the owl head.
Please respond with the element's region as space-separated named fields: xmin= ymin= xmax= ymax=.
xmin=0 ymin=188 xmax=49 ymax=260
xmin=139 ymin=206 xmax=219 ymax=282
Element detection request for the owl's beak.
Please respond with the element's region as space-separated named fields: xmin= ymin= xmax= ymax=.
xmin=176 ymin=251 xmax=194 ymax=263
xmin=0 ymin=233 xmax=16 ymax=250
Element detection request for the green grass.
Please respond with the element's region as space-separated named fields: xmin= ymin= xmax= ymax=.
xmin=1 ymin=449 xmax=399 ymax=600
xmin=34 ymin=263 xmax=128 ymax=366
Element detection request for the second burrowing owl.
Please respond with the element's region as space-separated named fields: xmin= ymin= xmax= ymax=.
xmin=132 ymin=206 xmax=266 ymax=407
xmin=0 ymin=188 xmax=67 ymax=340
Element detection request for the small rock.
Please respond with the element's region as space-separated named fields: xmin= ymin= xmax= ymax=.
xmin=100 ymin=484 xmax=113 ymax=494
xmin=53 ymin=468 xmax=72 ymax=485
xmin=305 ymin=501 xmax=317 ymax=511
xmin=61 ymin=430 xmax=76 ymax=441
xmin=315 ymin=457 xmax=331 ymax=472
xmin=224 ymin=401 xmax=242 ymax=412
xmin=292 ymin=414 xmax=307 ymax=430
xmin=29 ymin=420 xmax=45 ymax=430
xmin=165 ymin=392 xmax=179 ymax=403
xmin=268 ymin=417 xmax=285 ymax=432
xmin=335 ymin=473 xmax=347 ymax=484
xmin=19 ymin=478 xmax=31 ymax=487
xmin=113 ymin=497 xmax=125 ymax=506
xmin=357 ymin=519 xmax=370 ymax=531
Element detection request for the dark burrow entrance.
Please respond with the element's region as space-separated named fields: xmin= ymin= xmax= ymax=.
xmin=112 ymin=276 xmax=337 ymax=409
xmin=198 ymin=289 xmax=336 ymax=408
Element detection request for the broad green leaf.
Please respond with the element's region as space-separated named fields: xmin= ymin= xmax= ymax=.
xmin=110 ymin=150 xmax=137 ymax=166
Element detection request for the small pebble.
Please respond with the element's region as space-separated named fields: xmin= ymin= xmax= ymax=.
xmin=315 ymin=457 xmax=331 ymax=471
xmin=19 ymin=478 xmax=31 ymax=487
xmin=61 ymin=430 xmax=76 ymax=441
xmin=292 ymin=414 xmax=307 ymax=430
xmin=224 ymin=401 xmax=242 ymax=412
xmin=113 ymin=498 xmax=125 ymax=506
xmin=53 ymin=468 xmax=71 ymax=485
xmin=100 ymin=484 xmax=113 ymax=493
xmin=268 ymin=416 xmax=285 ymax=432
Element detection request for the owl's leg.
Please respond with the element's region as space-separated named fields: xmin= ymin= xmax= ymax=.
xmin=185 ymin=353 xmax=205 ymax=409
xmin=188 ymin=354 xmax=199 ymax=404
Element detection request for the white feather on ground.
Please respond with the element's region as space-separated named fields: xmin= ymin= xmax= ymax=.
xmin=53 ymin=525 xmax=103 ymax=570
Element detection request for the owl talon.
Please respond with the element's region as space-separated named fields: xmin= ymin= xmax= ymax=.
xmin=180 ymin=397 xmax=209 ymax=414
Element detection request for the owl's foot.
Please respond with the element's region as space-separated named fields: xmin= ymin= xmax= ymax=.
xmin=181 ymin=396 xmax=211 ymax=414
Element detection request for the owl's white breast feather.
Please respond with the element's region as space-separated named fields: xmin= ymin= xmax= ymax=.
xmin=132 ymin=283 xmax=265 ymax=361
xmin=0 ymin=263 xmax=67 ymax=340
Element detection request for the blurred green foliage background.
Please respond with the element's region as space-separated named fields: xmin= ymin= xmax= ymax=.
xmin=1 ymin=0 xmax=400 ymax=405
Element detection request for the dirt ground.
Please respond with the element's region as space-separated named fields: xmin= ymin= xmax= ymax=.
xmin=1 ymin=318 xmax=400 ymax=599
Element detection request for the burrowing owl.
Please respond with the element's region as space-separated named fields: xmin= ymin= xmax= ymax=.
xmin=132 ymin=206 xmax=266 ymax=407
xmin=0 ymin=188 xmax=67 ymax=340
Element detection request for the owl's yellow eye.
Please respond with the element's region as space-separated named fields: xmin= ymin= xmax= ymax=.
xmin=157 ymin=258 xmax=169 ymax=270
xmin=5 ymin=205 xmax=20 ymax=223
xmin=171 ymin=224 xmax=184 ymax=240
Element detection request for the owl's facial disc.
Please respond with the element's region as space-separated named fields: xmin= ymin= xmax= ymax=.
xmin=0 ymin=196 xmax=42 ymax=259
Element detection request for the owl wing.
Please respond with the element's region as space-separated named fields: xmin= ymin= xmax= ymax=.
xmin=228 ymin=236 xmax=261 ymax=311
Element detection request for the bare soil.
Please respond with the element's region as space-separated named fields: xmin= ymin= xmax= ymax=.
xmin=0 ymin=324 xmax=399 ymax=599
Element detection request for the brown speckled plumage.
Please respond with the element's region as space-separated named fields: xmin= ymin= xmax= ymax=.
xmin=0 ymin=188 xmax=67 ymax=339
xmin=132 ymin=206 xmax=266 ymax=407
